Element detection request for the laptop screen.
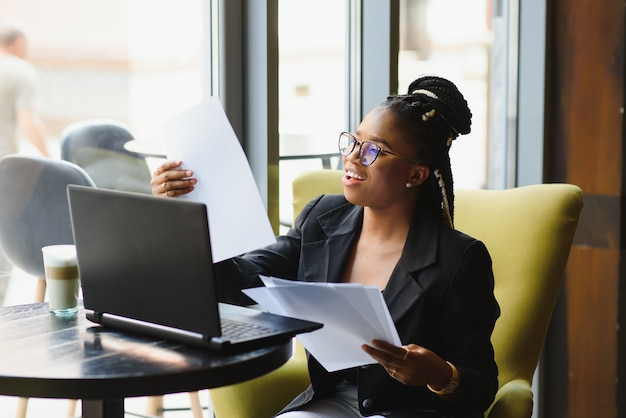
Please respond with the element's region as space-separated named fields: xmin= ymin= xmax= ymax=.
xmin=67 ymin=185 xmax=221 ymax=337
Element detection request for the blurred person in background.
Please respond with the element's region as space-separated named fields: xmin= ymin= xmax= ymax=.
xmin=0 ymin=18 xmax=49 ymax=158
xmin=0 ymin=18 xmax=50 ymax=304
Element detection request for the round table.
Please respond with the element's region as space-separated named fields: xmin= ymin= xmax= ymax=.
xmin=0 ymin=302 xmax=292 ymax=418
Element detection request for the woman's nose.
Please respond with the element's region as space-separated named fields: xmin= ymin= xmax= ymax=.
xmin=344 ymin=143 xmax=362 ymax=165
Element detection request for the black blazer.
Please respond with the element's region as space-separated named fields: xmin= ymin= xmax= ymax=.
xmin=215 ymin=194 xmax=500 ymax=417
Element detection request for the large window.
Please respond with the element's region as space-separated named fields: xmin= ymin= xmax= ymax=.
xmin=3 ymin=0 xmax=497 ymax=226
xmin=1 ymin=0 xmax=507 ymax=258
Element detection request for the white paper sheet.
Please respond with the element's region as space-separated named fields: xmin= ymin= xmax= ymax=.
xmin=243 ymin=276 xmax=401 ymax=372
xmin=163 ymin=97 xmax=276 ymax=262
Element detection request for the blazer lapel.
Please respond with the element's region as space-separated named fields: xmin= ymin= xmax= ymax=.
xmin=384 ymin=208 xmax=441 ymax=323
xmin=300 ymin=202 xmax=363 ymax=283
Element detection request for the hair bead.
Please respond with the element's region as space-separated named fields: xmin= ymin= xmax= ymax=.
xmin=422 ymin=109 xmax=436 ymax=121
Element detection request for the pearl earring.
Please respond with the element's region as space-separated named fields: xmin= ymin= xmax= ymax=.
xmin=405 ymin=182 xmax=413 ymax=189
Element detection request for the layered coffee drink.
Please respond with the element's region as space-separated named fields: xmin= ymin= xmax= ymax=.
xmin=42 ymin=245 xmax=80 ymax=316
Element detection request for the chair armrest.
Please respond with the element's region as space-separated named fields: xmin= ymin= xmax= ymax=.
xmin=209 ymin=342 xmax=310 ymax=418
xmin=485 ymin=379 xmax=533 ymax=418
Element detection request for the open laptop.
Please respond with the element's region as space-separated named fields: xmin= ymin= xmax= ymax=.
xmin=67 ymin=185 xmax=322 ymax=352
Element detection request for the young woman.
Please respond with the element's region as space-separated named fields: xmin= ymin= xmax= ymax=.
xmin=151 ymin=75 xmax=500 ymax=418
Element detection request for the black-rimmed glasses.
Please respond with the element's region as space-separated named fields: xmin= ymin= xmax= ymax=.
xmin=337 ymin=132 xmax=421 ymax=166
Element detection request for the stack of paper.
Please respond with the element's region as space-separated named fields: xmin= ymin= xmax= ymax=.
xmin=243 ymin=276 xmax=401 ymax=372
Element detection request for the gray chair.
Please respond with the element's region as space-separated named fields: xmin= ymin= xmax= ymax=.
xmin=0 ymin=154 xmax=96 ymax=302
xmin=60 ymin=119 xmax=153 ymax=194
xmin=0 ymin=154 xmax=96 ymax=418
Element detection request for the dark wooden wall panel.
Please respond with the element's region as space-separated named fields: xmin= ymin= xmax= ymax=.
xmin=548 ymin=0 xmax=623 ymax=194
xmin=565 ymin=247 xmax=618 ymax=417
xmin=543 ymin=0 xmax=624 ymax=417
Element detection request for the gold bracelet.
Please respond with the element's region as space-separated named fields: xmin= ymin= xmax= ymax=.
xmin=427 ymin=361 xmax=460 ymax=395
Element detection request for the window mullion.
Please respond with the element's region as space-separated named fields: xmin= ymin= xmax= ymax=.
xmin=349 ymin=0 xmax=399 ymax=131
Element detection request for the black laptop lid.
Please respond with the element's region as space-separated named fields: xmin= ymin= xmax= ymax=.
xmin=67 ymin=185 xmax=221 ymax=337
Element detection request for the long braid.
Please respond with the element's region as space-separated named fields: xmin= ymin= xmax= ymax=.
xmin=438 ymin=152 xmax=455 ymax=227
xmin=434 ymin=170 xmax=452 ymax=227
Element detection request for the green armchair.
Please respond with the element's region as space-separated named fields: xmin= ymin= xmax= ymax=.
xmin=209 ymin=169 xmax=584 ymax=418
xmin=454 ymin=184 xmax=583 ymax=417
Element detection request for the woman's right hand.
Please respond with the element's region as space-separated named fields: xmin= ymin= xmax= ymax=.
xmin=150 ymin=160 xmax=197 ymax=197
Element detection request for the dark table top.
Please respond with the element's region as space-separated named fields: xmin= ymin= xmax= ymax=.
xmin=0 ymin=302 xmax=292 ymax=400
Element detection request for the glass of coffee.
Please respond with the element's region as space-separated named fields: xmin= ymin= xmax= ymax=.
xmin=42 ymin=245 xmax=80 ymax=316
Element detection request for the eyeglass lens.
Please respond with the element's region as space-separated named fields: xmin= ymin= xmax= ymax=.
xmin=338 ymin=132 xmax=380 ymax=166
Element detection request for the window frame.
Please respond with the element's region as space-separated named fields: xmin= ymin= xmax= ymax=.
xmin=215 ymin=0 xmax=399 ymax=231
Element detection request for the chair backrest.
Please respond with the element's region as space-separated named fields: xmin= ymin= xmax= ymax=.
xmin=292 ymin=169 xmax=345 ymax=220
xmin=0 ymin=155 xmax=96 ymax=278
xmin=60 ymin=119 xmax=152 ymax=194
xmin=454 ymin=185 xmax=583 ymax=392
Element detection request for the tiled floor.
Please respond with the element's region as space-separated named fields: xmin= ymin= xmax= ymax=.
xmin=0 ymin=268 xmax=213 ymax=418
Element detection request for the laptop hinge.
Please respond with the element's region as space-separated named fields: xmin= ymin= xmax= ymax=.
xmin=85 ymin=309 xmax=102 ymax=323
xmin=209 ymin=337 xmax=230 ymax=351
xmin=91 ymin=311 xmax=210 ymax=349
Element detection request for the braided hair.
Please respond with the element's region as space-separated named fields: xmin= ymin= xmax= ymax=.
xmin=378 ymin=75 xmax=472 ymax=227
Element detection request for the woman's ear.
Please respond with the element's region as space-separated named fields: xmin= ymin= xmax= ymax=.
xmin=410 ymin=165 xmax=430 ymax=186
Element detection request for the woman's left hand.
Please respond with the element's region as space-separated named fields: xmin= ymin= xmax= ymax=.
xmin=151 ymin=160 xmax=196 ymax=197
xmin=362 ymin=339 xmax=452 ymax=388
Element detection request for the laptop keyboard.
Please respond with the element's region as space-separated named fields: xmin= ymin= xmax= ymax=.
xmin=220 ymin=318 xmax=279 ymax=341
